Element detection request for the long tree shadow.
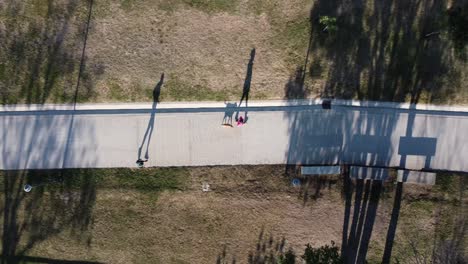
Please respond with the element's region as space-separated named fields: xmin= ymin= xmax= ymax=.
xmin=381 ymin=103 xmax=431 ymax=263
xmin=138 ymin=73 xmax=164 ymax=161
xmin=235 ymin=48 xmax=255 ymax=123
xmin=0 ymin=0 xmax=102 ymax=105
xmin=381 ymin=181 xmax=403 ymax=264
xmin=431 ymin=175 xmax=467 ymax=263
xmin=1 ymin=170 xmax=97 ymax=264
xmin=1 ymin=0 xmax=99 ymax=261
xmin=447 ymin=1 xmax=468 ymax=60
xmin=305 ymin=0 xmax=462 ymax=103
xmin=340 ymin=167 xmax=383 ymax=263
xmin=299 ymin=174 xmax=339 ymax=205
xmin=0 ymin=255 xmax=103 ymax=264
xmin=284 ymin=66 xmax=310 ymax=100
xmin=72 ymin=0 xmax=94 ymax=106
xmin=215 ymin=228 xmax=287 ymax=264
xmin=386 ymin=175 xmax=467 ymax=263
xmin=284 ymin=2 xmax=459 ymax=261
xmin=284 ymin=165 xmax=340 ymax=205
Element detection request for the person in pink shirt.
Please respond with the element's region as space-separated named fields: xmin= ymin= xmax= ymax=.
xmin=237 ymin=116 xmax=245 ymax=126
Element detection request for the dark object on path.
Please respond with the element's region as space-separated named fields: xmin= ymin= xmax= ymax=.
xmin=237 ymin=116 xmax=245 ymax=127
xmin=322 ymin=100 xmax=331 ymax=109
xmin=136 ymin=159 xmax=148 ymax=168
xmin=222 ymin=101 xmax=237 ymax=126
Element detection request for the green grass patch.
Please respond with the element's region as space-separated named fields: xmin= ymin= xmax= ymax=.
xmin=29 ymin=0 xmax=50 ymax=17
xmin=406 ymin=200 xmax=435 ymax=214
xmin=247 ymin=0 xmax=279 ymax=17
xmin=162 ymin=75 xmax=233 ymax=101
xmin=0 ymin=63 xmax=5 ymax=82
xmin=108 ymin=80 xmax=127 ymax=101
xmin=0 ymin=167 xmax=189 ymax=193
xmin=182 ymin=0 xmax=238 ymax=13
xmin=435 ymin=173 xmax=459 ymax=192
xmin=108 ymin=167 xmax=188 ymax=192
xmin=0 ymin=1 xmax=89 ymax=105
xmin=120 ymin=0 xmax=136 ymax=11
xmin=272 ymin=16 xmax=311 ymax=67
xmin=158 ymin=0 xmax=238 ymax=14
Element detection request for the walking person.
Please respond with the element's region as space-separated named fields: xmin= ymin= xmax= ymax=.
xmin=237 ymin=116 xmax=245 ymax=127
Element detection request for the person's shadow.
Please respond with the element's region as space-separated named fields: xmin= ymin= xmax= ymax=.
xmin=222 ymin=101 xmax=238 ymax=126
xmin=138 ymin=73 xmax=164 ymax=161
xmin=236 ymin=48 xmax=255 ymax=123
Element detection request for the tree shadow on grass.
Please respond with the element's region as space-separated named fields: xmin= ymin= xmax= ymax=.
xmin=284 ymin=165 xmax=340 ymax=205
xmin=340 ymin=174 xmax=383 ymax=263
xmin=447 ymin=1 xmax=468 ymax=61
xmin=0 ymin=255 xmax=103 ymax=264
xmin=0 ymin=1 xmax=99 ymax=260
xmin=431 ymin=178 xmax=467 ymax=264
xmin=247 ymin=229 xmax=286 ymax=264
xmin=284 ymin=66 xmax=310 ymax=100
xmin=1 ymin=169 xmax=97 ymax=263
xmin=215 ymin=228 xmax=288 ymax=264
xmin=0 ymin=0 xmax=102 ymax=105
xmin=300 ymin=175 xmax=339 ymax=205
xmin=283 ymin=6 xmax=450 ymax=254
xmin=389 ymin=174 xmax=467 ymax=263
xmin=302 ymin=0 xmax=462 ymax=103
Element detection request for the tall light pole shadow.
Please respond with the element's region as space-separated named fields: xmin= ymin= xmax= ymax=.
xmin=138 ymin=73 xmax=164 ymax=161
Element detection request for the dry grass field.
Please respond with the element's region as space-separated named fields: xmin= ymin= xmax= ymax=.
xmin=0 ymin=166 xmax=466 ymax=263
xmin=0 ymin=0 xmax=466 ymax=104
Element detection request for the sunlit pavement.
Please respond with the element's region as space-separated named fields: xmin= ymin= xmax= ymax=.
xmin=1 ymin=99 xmax=467 ymax=172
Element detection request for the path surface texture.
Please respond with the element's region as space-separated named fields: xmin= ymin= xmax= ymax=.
xmin=1 ymin=100 xmax=467 ymax=172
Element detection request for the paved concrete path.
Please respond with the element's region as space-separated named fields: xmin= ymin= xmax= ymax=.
xmin=1 ymin=99 xmax=468 ymax=172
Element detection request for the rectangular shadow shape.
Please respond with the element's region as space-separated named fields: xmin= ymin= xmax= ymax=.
xmin=303 ymin=134 xmax=343 ymax=148
xmin=398 ymin=137 xmax=437 ymax=156
xmin=301 ymin=166 xmax=341 ymax=175
xmin=348 ymin=135 xmax=390 ymax=154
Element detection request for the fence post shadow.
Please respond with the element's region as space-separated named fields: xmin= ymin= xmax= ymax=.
xmin=1 ymin=170 xmax=97 ymax=263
